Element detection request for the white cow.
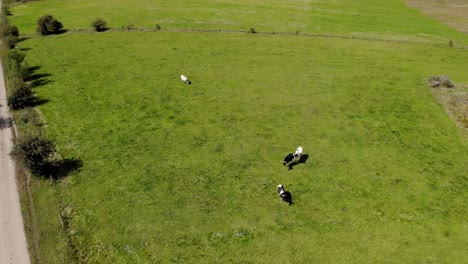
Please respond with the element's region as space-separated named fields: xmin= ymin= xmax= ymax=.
xmin=180 ymin=75 xmax=190 ymax=84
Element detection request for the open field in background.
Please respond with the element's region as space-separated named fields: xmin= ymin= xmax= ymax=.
xmin=9 ymin=0 xmax=468 ymax=46
xmin=7 ymin=0 xmax=468 ymax=263
xmin=18 ymin=31 xmax=468 ymax=263
xmin=407 ymin=0 xmax=468 ymax=34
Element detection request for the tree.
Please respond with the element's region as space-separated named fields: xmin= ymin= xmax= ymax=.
xmin=1 ymin=24 xmax=19 ymax=37
xmin=7 ymin=78 xmax=34 ymax=110
xmin=36 ymin=15 xmax=63 ymax=35
xmin=3 ymin=35 xmax=19 ymax=49
xmin=11 ymin=133 xmax=56 ymax=175
xmin=91 ymin=18 xmax=108 ymax=32
xmin=6 ymin=49 xmax=30 ymax=80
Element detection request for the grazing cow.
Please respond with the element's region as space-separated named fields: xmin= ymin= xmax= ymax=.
xmin=277 ymin=184 xmax=287 ymax=202
xmin=180 ymin=75 xmax=191 ymax=84
xmin=293 ymin=146 xmax=303 ymax=162
xmin=283 ymin=146 xmax=303 ymax=166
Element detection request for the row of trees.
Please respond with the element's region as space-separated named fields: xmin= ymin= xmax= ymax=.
xmin=2 ymin=6 xmax=107 ymax=176
xmin=0 ymin=6 xmax=57 ymax=176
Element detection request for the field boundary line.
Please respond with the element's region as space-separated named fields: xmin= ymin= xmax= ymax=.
xmin=20 ymin=27 xmax=468 ymax=49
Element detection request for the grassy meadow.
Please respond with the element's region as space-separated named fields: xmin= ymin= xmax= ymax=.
xmin=9 ymin=0 xmax=468 ymax=263
xmin=9 ymin=0 xmax=468 ymax=46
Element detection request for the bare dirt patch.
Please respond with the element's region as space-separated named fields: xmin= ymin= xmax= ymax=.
xmin=406 ymin=0 xmax=468 ymax=34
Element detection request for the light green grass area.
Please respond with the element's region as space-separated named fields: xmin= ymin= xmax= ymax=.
xmin=19 ymin=30 xmax=468 ymax=263
xmin=10 ymin=0 xmax=468 ymax=45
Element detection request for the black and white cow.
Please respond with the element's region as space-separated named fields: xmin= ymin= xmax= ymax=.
xmin=293 ymin=146 xmax=303 ymax=162
xmin=283 ymin=146 xmax=303 ymax=166
xmin=277 ymin=184 xmax=287 ymax=202
xmin=180 ymin=75 xmax=191 ymax=85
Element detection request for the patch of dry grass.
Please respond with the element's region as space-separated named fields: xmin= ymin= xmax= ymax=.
xmin=406 ymin=0 xmax=468 ymax=34
xmin=408 ymin=0 xmax=468 ymax=135
xmin=429 ymin=80 xmax=468 ymax=136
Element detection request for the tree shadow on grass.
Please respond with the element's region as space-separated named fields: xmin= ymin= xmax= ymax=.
xmin=287 ymin=154 xmax=309 ymax=170
xmin=31 ymin=78 xmax=53 ymax=88
xmin=18 ymin=37 xmax=29 ymax=43
xmin=49 ymin=29 xmax=68 ymax=35
xmin=42 ymin=158 xmax=83 ymax=179
xmin=30 ymin=97 xmax=51 ymax=107
xmin=28 ymin=66 xmax=41 ymax=72
xmin=28 ymin=66 xmax=53 ymax=88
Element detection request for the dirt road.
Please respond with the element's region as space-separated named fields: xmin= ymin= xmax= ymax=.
xmin=0 ymin=48 xmax=30 ymax=263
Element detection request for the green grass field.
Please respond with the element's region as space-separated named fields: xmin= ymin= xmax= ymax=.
xmin=10 ymin=0 xmax=468 ymax=263
xmin=10 ymin=0 xmax=468 ymax=46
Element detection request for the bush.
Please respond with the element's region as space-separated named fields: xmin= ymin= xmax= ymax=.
xmin=6 ymin=48 xmax=25 ymax=63
xmin=11 ymin=133 xmax=56 ymax=175
xmin=1 ymin=24 xmax=19 ymax=37
xmin=6 ymin=49 xmax=30 ymax=80
xmin=17 ymin=108 xmax=43 ymax=127
xmin=3 ymin=35 xmax=18 ymax=49
xmin=428 ymin=75 xmax=454 ymax=88
xmin=126 ymin=23 xmax=135 ymax=30
xmin=7 ymin=78 xmax=34 ymax=110
xmin=1 ymin=4 xmax=11 ymax=16
xmin=91 ymin=18 xmax=108 ymax=32
xmin=36 ymin=14 xmax=63 ymax=35
xmin=250 ymin=28 xmax=257 ymax=34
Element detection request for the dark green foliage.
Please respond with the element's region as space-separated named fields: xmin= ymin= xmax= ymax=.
xmin=3 ymin=35 xmax=19 ymax=49
xmin=249 ymin=28 xmax=257 ymax=33
xmin=1 ymin=24 xmax=19 ymax=37
xmin=0 ymin=10 xmax=19 ymax=49
xmin=1 ymin=4 xmax=11 ymax=16
xmin=6 ymin=49 xmax=30 ymax=80
xmin=36 ymin=14 xmax=63 ymax=35
xmin=11 ymin=133 xmax=56 ymax=175
xmin=155 ymin=24 xmax=161 ymax=30
xmin=126 ymin=23 xmax=135 ymax=30
xmin=6 ymin=48 xmax=25 ymax=62
xmin=91 ymin=18 xmax=107 ymax=32
xmin=17 ymin=108 xmax=43 ymax=127
xmin=7 ymin=78 xmax=34 ymax=110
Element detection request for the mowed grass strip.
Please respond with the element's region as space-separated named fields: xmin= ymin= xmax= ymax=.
xmin=19 ymin=31 xmax=468 ymax=263
xmin=10 ymin=0 xmax=468 ymax=45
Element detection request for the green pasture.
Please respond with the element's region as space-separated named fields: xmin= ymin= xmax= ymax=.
xmin=9 ymin=0 xmax=468 ymax=45
xmin=7 ymin=0 xmax=468 ymax=263
xmin=18 ymin=30 xmax=468 ymax=263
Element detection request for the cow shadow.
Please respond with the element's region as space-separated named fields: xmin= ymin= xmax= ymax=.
xmin=287 ymin=154 xmax=309 ymax=170
xmin=283 ymin=191 xmax=293 ymax=206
